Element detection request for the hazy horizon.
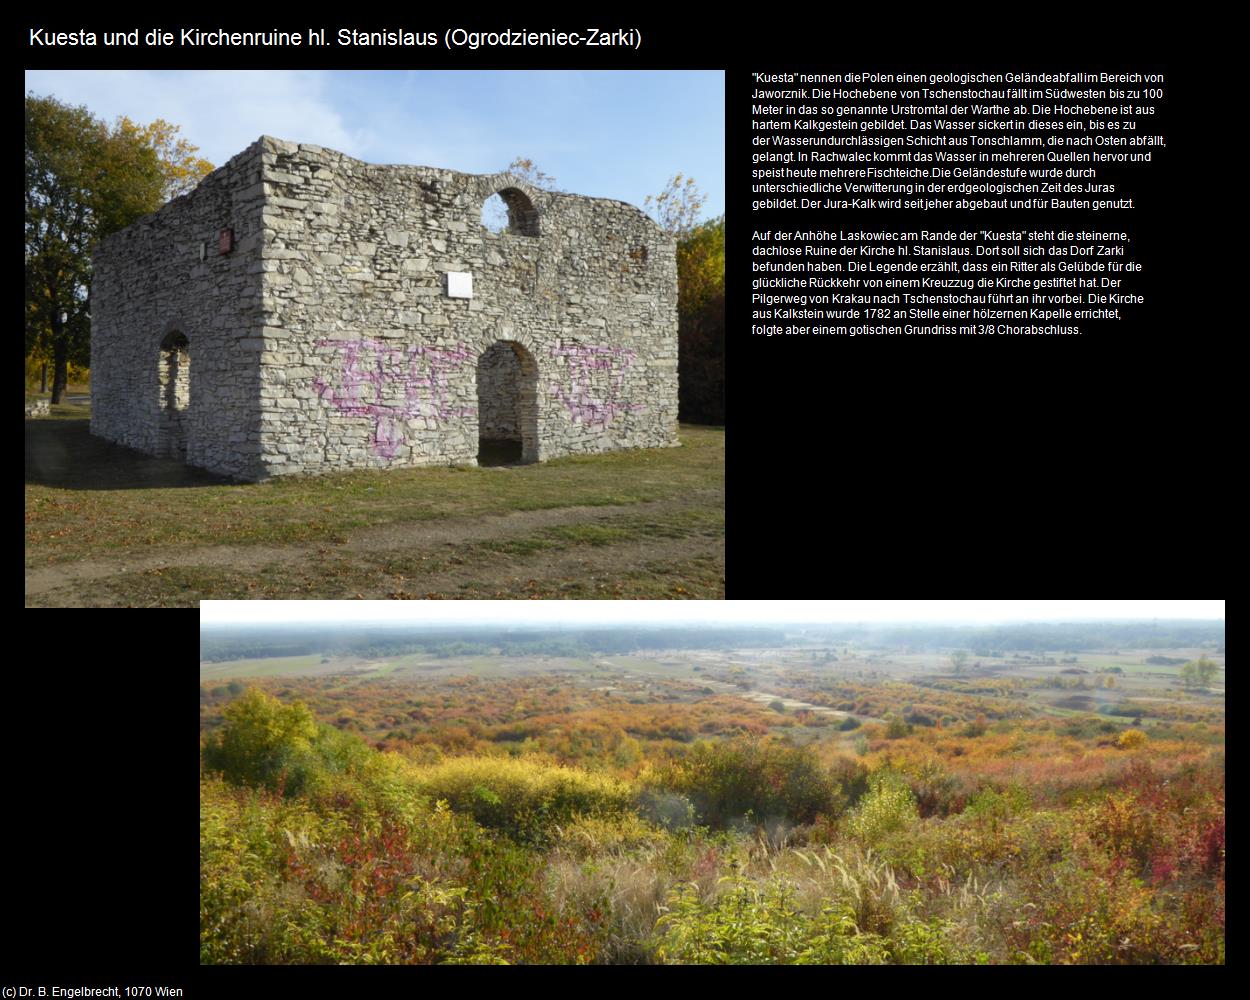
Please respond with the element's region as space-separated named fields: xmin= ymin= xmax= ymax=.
xmin=201 ymin=600 xmax=1225 ymax=628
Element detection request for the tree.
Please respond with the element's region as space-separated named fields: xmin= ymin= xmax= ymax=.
xmin=202 ymin=688 xmax=318 ymax=793
xmin=644 ymin=174 xmax=708 ymax=240
xmin=25 ymin=94 xmax=213 ymax=402
xmin=1180 ymin=657 xmax=1218 ymax=690
xmin=950 ymin=650 xmax=970 ymax=675
xmin=502 ymin=156 xmax=559 ymax=192
xmin=644 ymin=174 xmax=724 ymax=424
xmin=114 ymin=116 xmax=215 ymax=201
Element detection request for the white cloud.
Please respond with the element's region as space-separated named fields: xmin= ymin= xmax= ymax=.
xmin=25 ymin=70 xmax=359 ymax=168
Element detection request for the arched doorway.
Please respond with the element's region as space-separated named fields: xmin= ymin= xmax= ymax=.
xmin=476 ymin=340 xmax=538 ymax=465
xmin=158 ymin=330 xmax=189 ymax=459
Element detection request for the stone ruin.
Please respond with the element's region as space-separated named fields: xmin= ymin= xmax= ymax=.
xmin=89 ymin=136 xmax=679 ymax=480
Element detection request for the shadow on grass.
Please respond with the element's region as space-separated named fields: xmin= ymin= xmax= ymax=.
xmin=25 ymin=415 xmax=232 ymax=490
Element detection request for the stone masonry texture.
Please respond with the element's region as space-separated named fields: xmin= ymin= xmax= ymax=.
xmin=90 ymin=136 xmax=679 ymax=480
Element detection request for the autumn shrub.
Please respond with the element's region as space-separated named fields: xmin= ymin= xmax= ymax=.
xmin=828 ymin=756 xmax=870 ymax=808
xmin=1087 ymin=790 xmax=1156 ymax=869
xmin=544 ymin=846 xmax=680 ymax=964
xmin=202 ymin=688 xmax=320 ymax=796
xmin=408 ymin=756 xmax=634 ymax=842
xmin=552 ymin=812 xmax=669 ymax=859
xmin=654 ymin=877 xmax=889 ymax=965
xmin=451 ymin=836 xmax=610 ymax=964
xmin=964 ymin=783 xmax=1031 ymax=825
xmin=200 ymin=777 xmax=315 ymax=963
xmin=902 ymin=760 xmax=968 ymax=818
xmin=645 ymin=739 xmax=842 ymax=829
xmin=635 ymin=787 xmax=697 ymax=830
xmin=889 ymin=918 xmax=989 ymax=964
xmin=1117 ymin=728 xmax=1148 ymax=750
xmin=848 ymin=771 xmax=918 ymax=844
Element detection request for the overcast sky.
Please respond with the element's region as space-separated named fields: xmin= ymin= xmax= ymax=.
xmin=24 ymin=69 xmax=725 ymax=221
xmin=200 ymin=600 xmax=1225 ymax=627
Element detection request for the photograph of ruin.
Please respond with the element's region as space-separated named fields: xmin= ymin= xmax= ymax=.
xmin=89 ymin=136 xmax=679 ymax=480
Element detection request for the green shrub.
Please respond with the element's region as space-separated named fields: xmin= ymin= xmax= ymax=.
xmin=202 ymin=688 xmax=319 ymax=795
xmin=654 ymin=877 xmax=889 ymax=965
xmin=890 ymin=919 xmax=988 ymax=965
xmin=839 ymin=716 xmax=861 ymax=731
xmin=646 ymin=739 xmax=841 ymax=829
xmin=964 ymin=783 xmax=1031 ymax=825
xmin=848 ymin=771 xmax=918 ymax=843
xmin=409 ymin=756 xmax=634 ymax=842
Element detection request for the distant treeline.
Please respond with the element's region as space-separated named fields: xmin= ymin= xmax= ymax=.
xmin=798 ymin=621 xmax=1224 ymax=653
xmin=199 ymin=625 xmax=788 ymax=663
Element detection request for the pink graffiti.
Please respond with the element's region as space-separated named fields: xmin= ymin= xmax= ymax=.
xmin=313 ymin=338 xmax=475 ymax=458
xmin=549 ymin=345 xmax=643 ymax=429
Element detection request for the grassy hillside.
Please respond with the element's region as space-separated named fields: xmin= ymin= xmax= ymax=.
xmin=200 ymin=673 xmax=1224 ymax=965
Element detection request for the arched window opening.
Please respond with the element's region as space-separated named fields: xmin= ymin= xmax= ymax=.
xmin=476 ymin=340 xmax=539 ymax=465
xmin=158 ymin=330 xmax=190 ymax=459
xmin=159 ymin=331 xmax=190 ymax=411
xmin=480 ymin=187 xmax=539 ymax=237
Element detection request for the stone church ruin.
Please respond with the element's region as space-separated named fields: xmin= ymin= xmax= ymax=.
xmin=90 ymin=136 xmax=679 ymax=480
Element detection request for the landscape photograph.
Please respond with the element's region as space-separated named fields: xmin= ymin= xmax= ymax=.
xmin=199 ymin=599 xmax=1225 ymax=965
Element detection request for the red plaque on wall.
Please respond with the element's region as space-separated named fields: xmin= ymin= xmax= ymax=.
xmin=218 ymin=228 xmax=234 ymax=255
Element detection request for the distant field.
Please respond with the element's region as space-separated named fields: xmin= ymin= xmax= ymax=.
xmin=199 ymin=655 xmax=340 ymax=679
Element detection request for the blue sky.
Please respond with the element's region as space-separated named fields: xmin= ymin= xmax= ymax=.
xmin=24 ymin=70 xmax=725 ymax=221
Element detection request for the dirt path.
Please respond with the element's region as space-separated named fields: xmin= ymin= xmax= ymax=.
xmin=25 ymin=494 xmax=722 ymax=605
xmin=695 ymin=677 xmax=883 ymax=725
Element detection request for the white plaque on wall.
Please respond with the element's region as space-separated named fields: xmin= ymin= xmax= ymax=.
xmin=446 ymin=271 xmax=473 ymax=298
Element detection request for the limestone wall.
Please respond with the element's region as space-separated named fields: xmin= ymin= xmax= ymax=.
xmin=90 ymin=136 xmax=679 ymax=479
xmin=90 ymin=141 xmax=269 ymax=479
xmin=254 ymin=137 xmax=678 ymax=475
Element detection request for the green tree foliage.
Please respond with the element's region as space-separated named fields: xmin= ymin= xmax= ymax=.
xmin=674 ymin=216 xmax=725 ymax=423
xmin=649 ymin=739 xmax=840 ymax=828
xmin=950 ymin=650 xmax=970 ymax=675
xmin=25 ymin=94 xmax=213 ymax=401
xmin=202 ymin=688 xmax=318 ymax=794
xmin=644 ymin=175 xmax=724 ymax=422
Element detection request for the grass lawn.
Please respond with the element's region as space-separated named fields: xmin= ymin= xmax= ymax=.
xmin=27 ymin=406 xmax=723 ymax=605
